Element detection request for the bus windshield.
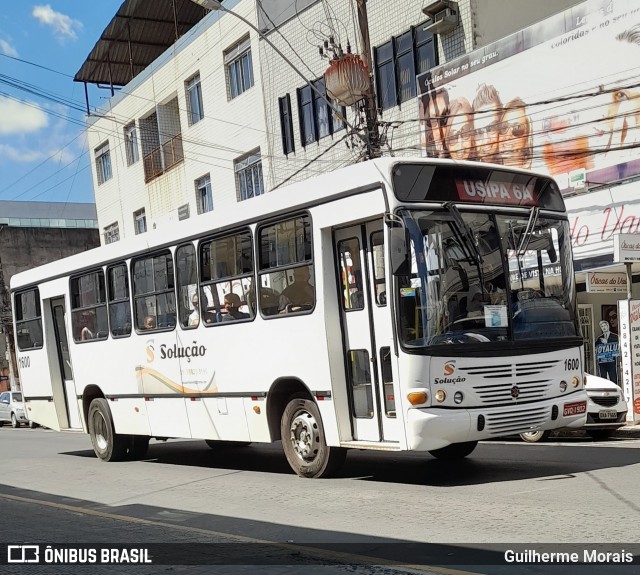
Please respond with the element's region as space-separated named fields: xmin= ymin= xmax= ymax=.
xmin=396 ymin=208 xmax=578 ymax=348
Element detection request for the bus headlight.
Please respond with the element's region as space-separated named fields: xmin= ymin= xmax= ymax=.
xmin=559 ymin=381 xmax=567 ymax=392
xmin=435 ymin=390 xmax=446 ymax=403
xmin=572 ymin=376 xmax=580 ymax=388
xmin=454 ymin=391 xmax=464 ymax=404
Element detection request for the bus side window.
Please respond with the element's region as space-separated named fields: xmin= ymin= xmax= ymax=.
xmin=132 ymin=251 xmax=176 ymax=332
xmin=70 ymin=271 xmax=109 ymax=342
xmin=107 ymin=263 xmax=132 ymax=337
xmin=176 ymin=243 xmax=199 ymax=329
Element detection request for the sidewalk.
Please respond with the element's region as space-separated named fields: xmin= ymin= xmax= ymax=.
xmin=612 ymin=424 xmax=640 ymax=438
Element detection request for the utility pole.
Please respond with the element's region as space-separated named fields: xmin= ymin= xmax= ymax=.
xmin=355 ymin=0 xmax=381 ymax=158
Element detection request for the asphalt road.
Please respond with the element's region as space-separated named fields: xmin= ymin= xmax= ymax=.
xmin=1 ymin=427 xmax=640 ymax=575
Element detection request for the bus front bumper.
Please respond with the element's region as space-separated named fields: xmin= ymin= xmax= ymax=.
xmin=406 ymin=390 xmax=589 ymax=451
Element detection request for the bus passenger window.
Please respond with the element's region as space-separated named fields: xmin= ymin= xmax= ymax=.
xmin=70 ymin=271 xmax=109 ymax=343
xmin=132 ymin=251 xmax=176 ymax=332
xmin=257 ymin=214 xmax=315 ymax=317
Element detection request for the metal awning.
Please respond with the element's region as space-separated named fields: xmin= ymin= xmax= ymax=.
xmin=74 ymin=0 xmax=210 ymax=87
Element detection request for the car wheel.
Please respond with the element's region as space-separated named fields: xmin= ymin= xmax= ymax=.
xmin=587 ymin=429 xmax=613 ymax=441
xmin=519 ymin=430 xmax=551 ymax=443
xmin=429 ymin=441 xmax=478 ymax=459
xmin=11 ymin=413 xmax=19 ymax=428
xmin=281 ymin=393 xmax=346 ymax=478
xmin=88 ymin=398 xmax=128 ymax=461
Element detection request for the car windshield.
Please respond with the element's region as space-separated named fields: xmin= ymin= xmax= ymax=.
xmin=13 ymin=392 xmax=22 ymax=402
xmin=396 ymin=208 xmax=578 ymax=348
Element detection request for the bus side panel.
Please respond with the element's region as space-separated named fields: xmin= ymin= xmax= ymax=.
xmin=108 ymin=397 xmax=151 ymax=437
xmin=242 ymin=397 xmax=270 ymax=442
xmin=186 ymin=397 xmax=251 ymax=441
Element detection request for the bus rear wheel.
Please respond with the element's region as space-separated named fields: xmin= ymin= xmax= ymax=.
xmin=128 ymin=435 xmax=150 ymax=459
xmin=429 ymin=441 xmax=478 ymax=460
xmin=281 ymin=394 xmax=346 ymax=478
xmin=88 ymin=398 xmax=128 ymax=461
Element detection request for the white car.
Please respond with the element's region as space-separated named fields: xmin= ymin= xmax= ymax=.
xmin=520 ymin=373 xmax=628 ymax=442
xmin=0 ymin=391 xmax=28 ymax=428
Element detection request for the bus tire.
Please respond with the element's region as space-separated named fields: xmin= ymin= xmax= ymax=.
xmin=281 ymin=394 xmax=346 ymax=478
xmin=204 ymin=440 xmax=251 ymax=449
xmin=519 ymin=430 xmax=551 ymax=443
xmin=88 ymin=398 xmax=127 ymax=462
xmin=128 ymin=435 xmax=150 ymax=459
xmin=429 ymin=441 xmax=478 ymax=460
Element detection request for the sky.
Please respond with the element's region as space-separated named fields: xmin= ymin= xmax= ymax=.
xmin=0 ymin=1 xmax=122 ymax=205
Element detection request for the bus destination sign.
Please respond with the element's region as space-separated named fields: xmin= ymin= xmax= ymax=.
xmin=455 ymin=179 xmax=537 ymax=206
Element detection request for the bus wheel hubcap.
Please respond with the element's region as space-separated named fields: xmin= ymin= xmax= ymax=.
xmin=290 ymin=411 xmax=319 ymax=462
xmin=93 ymin=412 xmax=108 ymax=451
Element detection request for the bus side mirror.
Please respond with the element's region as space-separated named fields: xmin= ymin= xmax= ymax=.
xmin=389 ymin=227 xmax=410 ymax=276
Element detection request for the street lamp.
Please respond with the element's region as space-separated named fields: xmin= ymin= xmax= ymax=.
xmin=189 ymin=0 xmax=371 ymax=154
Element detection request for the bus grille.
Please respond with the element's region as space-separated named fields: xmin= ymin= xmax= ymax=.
xmin=462 ymin=360 xmax=560 ymax=404
xmin=484 ymin=406 xmax=549 ymax=436
xmin=590 ymin=396 xmax=619 ymax=407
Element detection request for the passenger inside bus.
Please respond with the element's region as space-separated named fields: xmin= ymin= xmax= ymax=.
xmin=188 ymin=294 xmax=200 ymax=327
xmin=280 ymin=266 xmax=314 ymax=312
xmin=143 ymin=316 xmax=156 ymax=330
xmin=80 ymin=311 xmax=96 ymax=340
xmin=222 ymin=293 xmax=250 ymax=321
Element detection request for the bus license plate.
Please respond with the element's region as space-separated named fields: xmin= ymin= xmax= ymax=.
xmin=599 ymin=409 xmax=617 ymax=420
xmin=563 ymin=401 xmax=587 ymax=417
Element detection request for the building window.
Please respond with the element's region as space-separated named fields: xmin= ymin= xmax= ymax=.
xmin=185 ymin=73 xmax=204 ymax=125
xmin=234 ymin=151 xmax=264 ymax=201
xmin=124 ymin=122 xmax=139 ymax=165
xmin=297 ymin=79 xmax=345 ymax=146
xmin=195 ymin=174 xmax=213 ymax=214
xmin=95 ymin=141 xmax=112 ymax=185
xmin=133 ymin=208 xmax=147 ymax=235
xmin=278 ymin=94 xmax=295 ymax=155
xmin=225 ymin=36 xmax=253 ymax=99
xmin=140 ymin=98 xmax=184 ymax=182
xmin=104 ymin=222 xmax=119 ymax=244
xmin=374 ymin=23 xmax=436 ymax=110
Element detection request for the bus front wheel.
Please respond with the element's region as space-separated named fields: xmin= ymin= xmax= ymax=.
xmin=281 ymin=394 xmax=346 ymax=478
xmin=429 ymin=441 xmax=478 ymax=460
xmin=88 ymin=398 xmax=128 ymax=461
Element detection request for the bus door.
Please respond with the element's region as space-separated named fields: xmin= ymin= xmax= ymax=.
xmin=334 ymin=222 xmax=399 ymax=443
xmin=50 ymin=297 xmax=82 ymax=429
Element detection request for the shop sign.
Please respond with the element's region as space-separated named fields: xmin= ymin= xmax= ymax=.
xmin=614 ymin=233 xmax=640 ymax=263
xmin=586 ymin=272 xmax=627 ymax=293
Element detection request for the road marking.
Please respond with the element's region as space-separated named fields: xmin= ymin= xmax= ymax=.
xmin=0 ymin=492 xmax=483 ymax=575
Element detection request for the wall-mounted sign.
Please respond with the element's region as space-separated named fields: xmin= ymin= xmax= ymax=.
xmin=586 ymin=272 xmax=627 ymax=293
xmin=614 ymin=233 xmax=640 ymax=263
xmin=618 ymin=299 xmax=640 ymax=423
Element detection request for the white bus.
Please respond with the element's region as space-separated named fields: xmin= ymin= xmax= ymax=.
xmin=11 ymin=158 xmax=588 ymax=478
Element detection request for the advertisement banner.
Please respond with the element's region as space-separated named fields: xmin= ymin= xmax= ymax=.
xmin=417 ymin=0 xmax=640 ymax=194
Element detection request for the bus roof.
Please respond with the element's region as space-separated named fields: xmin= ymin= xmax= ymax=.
xmin=10 ymin=156 xmax=557 ymax=292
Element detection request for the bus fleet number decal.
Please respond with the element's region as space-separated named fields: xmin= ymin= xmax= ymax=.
xmin=18 ymin=356 xmax=30 ymax=369
xmin=564 ymin=358 xmax=579 ymax=371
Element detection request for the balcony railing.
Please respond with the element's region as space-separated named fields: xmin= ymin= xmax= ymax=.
xmin=143 ymin=135 xmax=184 ymax=183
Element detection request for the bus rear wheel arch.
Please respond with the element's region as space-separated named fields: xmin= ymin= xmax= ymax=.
xmin=281 ymin=393 xmax=346 ymax=478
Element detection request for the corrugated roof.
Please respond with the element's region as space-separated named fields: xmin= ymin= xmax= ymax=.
xmin=74 ymin=0 xmax=209 ymax=87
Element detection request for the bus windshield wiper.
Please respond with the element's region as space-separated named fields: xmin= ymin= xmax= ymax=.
xmin=443 ymin=202 xmax=483 ymax=266
xmin=516 ymin=207 xmax=540 ymax=256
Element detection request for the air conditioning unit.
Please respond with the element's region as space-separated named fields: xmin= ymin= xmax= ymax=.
xmin=422 ymin=0 xmax=459 ymax=35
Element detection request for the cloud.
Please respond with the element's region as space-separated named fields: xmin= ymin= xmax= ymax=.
xmin=0 ymin=144 xmax=44 ymax=163
xmin=0 ymin=38 xmax=18 ymax=57
xmin=0 ymin=97 xmax=48 ymax=134
xmin=32 ymin=4 xmax=82 ymax=41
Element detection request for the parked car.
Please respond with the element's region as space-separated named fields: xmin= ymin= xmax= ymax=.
xmin=0 ymin=390 xmax=29 ymax=428
xmin=520 ymin=373 xmax=628 ymax=442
